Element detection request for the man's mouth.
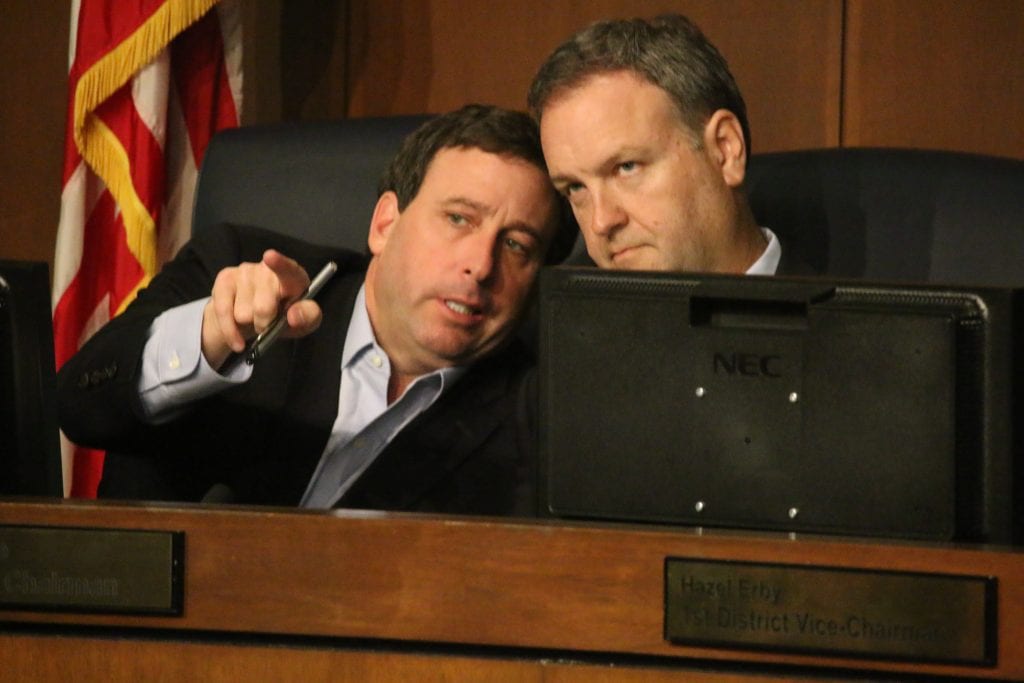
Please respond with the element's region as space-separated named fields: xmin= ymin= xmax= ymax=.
xmin=444 ymin=299 xmax=482 ymax=316
xmin=610 ymin=245 xmax=641 ymax=263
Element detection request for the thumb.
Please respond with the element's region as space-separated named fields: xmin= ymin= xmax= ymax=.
xmin=284 ymin=299 xmax=323 ymax=339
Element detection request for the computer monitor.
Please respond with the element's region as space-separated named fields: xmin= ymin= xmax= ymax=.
xmin=538 ymin=267 xmax=1023 ymax=543
xmin=0 ymin=260 xmax=62 ymax=496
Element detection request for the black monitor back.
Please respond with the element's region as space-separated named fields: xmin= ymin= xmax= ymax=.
xmin=539 ymin=267 xmax=1023 ymax=544
xmin=0 ymin=261 xmax=62 ymax=496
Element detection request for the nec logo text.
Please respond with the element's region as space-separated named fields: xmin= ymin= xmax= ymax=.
xmin=713 ymin=352 xmax=783 ymax=378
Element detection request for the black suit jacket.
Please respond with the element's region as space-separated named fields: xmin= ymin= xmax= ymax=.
xmin=57 ymin=224 xmax=538 ymax=515
xmin=775 ymin=239 xmax=818 ymax=277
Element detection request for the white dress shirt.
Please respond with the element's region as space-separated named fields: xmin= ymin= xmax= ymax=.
xmin=746 ymin=227 xmax=782 ymax=275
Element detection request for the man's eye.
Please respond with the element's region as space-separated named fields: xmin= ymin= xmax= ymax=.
xmin=447 ymin=213 xmax=468 ymax=226
xmin=618 ymin=161 xmax=638 ymax=174
xmin=504 ymin=236 xmax=534 ymax=257
xmin=564 ymin=182 xmax=584 ymax=197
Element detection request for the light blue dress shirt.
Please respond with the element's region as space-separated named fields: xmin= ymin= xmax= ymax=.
xmin=298 ymin=287 xmax=464 ymax=507
xmin=138 ymin=284 xmax=464 ymax=508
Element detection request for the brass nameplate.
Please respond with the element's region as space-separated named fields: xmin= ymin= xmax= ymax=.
xmin=665 ymin=558 xmax=994 ymax=665
xmin=0 ymin=525 xmax=183 ymax=615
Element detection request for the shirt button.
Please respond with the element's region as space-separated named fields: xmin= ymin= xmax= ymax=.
xmin=168 ymin=352 xmax=181 ymax=370
xmin=370 ymin=354 xmax=383 ymax=368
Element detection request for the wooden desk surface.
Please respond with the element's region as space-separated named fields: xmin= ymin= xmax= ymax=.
xmin=1 ymin=498 xmax=1022 ymax=680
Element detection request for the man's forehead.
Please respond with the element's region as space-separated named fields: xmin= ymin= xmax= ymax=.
xmin=425 ymin=146 xmax=547 ymax=182
xmin=543 ymin=119 xmax=658 ymax=171
xmin=421 ymin=148 xmax=556 ymax=220
xmin=543 ymin=76 xmax=694 ymax=155
xmin=543 ymin=70 xmax=695 ymax=135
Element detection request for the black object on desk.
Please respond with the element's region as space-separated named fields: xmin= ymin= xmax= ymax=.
xmin=539 ymin=266 xmax=1023 ymax=544
xmin=0 ymin=260 xmax=62 ymax=496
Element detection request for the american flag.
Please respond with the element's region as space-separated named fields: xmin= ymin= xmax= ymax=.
xmin=52 ymin=0 xmax=243 ymax=497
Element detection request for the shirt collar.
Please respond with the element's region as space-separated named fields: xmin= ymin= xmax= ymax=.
xmin=746 ymin=227 xmax=782 ymax=276
xmin=341 ymin=285 xmax=376 ymax=368
xmin=342 ymin=284 xmax=466 ymax=389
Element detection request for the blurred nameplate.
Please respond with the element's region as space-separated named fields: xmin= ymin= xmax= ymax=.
xmin=0 ymin=525 xmax=183 ymax=615
xmin=665 ymin=558 xmax=994 ymax=665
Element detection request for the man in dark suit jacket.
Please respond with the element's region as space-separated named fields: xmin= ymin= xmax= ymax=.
xmin=528 ymin=15 xmax=816 ymax=277
xmin=57 ymin=105 xmax=574 ymax=515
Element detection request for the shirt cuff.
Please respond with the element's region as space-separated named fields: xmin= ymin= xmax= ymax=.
xmin=138 ymin=297 xmax=253 ymax=423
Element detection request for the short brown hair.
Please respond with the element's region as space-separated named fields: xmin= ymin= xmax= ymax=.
xmin=527 ymin=15 xmax=751 ymax=153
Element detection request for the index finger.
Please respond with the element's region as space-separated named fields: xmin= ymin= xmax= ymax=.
xmin=261 ymin=249 xmax=310 ymax=301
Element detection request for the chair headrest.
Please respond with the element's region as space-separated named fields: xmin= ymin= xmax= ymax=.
xmin=193 ymin=116 xmax=432 ymax=251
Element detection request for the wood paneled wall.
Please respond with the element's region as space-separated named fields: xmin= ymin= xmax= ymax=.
xmin=343 ymin=0 xmax=1024 ymax=159
xmin=3 ymin=0 xmax=1022 ymax=270
xmin=346 ymin=0 xmax=845 ymax=154
xmin=0 ymin=2 xmax=71 ymax=268
xmin=842 ymin=0 xmax=1024 ymax=157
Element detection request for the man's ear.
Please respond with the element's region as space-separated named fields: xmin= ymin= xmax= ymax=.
xmin=702 ymin=109 xmax=747 ymax=188
xmin=367 ymin=191 xmax=400 ymax=256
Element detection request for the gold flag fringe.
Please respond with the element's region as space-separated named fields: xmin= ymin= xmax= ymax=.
xmin=71 ymin=0 xmax=220 ymax=289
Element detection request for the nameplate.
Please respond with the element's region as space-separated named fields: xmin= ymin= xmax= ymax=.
xmin=0 ymin=525 xmax=183 ymax=615
xmin=664 ymin=558 xmax=994 ymax=665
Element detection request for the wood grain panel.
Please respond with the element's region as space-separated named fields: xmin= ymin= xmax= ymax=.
xmin=843 ymin=0 xmax=1024 ymax=158
xmin=240 ymin=0 xmax=350 ymax=126
xmin=1 ymin=500 xmax=1021 ymax=679
xmin=345 ymin=0 xmax=843 ymax=153
xmin=0 ymin=1 xmax=68 ymax=269
xmin=0 ymin=631 xmax=857 ymax=683
xmin=0 ymin=633 xmax=542 ymax=683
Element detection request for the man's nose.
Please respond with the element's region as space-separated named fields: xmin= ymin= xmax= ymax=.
xmin=588 ymin=188 xmax=627 ymax=237
xmin=460 ymin=231 xmax=497 ymax=282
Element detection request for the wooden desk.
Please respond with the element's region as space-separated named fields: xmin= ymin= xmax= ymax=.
xmin=1 ymin=499 xmax=1021 ymax=681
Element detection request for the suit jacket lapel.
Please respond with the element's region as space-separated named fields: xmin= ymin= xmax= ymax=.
xmin=776 ymin=240 xmax=818 ymax=276
xmin=337 ymin=347 xmax=524 ymax=510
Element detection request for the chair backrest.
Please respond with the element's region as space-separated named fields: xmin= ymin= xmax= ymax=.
xmin=0 ymin=260 xmax=63 ymax=497
xmin=746 ymin=148 xmax=1024 ymax=286
xmin=197 ymin=121 xmax=1024 ymax=288
xmin=192 ymin=115 xmax=432 ymax=251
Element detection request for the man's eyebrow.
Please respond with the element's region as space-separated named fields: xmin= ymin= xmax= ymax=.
xmin=602 ymin=146 xmax=650 ymax=170
xmin=548 ymin=146 xmax=650 ymax=187
xmin=548 ymin=172 xmax=577 ymax=188
xmin=506 ymin=221 xmax=544 ymax=240
xmin=441 ymin=197 xmax=489 ymax=213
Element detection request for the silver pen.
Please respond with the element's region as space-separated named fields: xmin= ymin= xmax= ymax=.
xmin=245 ymin=260 xmax=338 ymax=365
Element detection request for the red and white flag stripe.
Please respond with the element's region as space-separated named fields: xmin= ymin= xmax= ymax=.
xmin=53 ymin=0 xmax=242 ymax=497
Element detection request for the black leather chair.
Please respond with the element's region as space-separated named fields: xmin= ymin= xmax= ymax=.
xmin=746 ymin=148 xmax=1024 ymax=286
xmin=197 ymin=116 xmax=1024 ymax=287
xmin=193 ymin=115 xmax=432 ymax=250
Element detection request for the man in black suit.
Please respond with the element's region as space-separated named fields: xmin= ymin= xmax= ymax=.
xmin=57 ymin=105 xmax=574 ymax=515
xmin=528 ymin=15 xmax=813 ymax=276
